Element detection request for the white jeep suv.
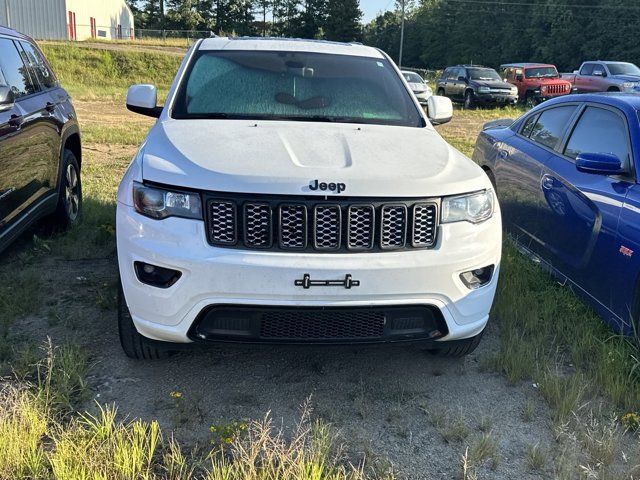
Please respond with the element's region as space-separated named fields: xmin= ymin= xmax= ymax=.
xmin=117 ymin=37 xmax=501 ymax=359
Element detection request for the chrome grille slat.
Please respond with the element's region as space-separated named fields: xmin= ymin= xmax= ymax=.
xmin=208 ymin=200 xmax=237 ymax=245
xmin=314 ymin=205 xmax=341 ymax=250
xmin=412 ymin=204 xmax=437 ymax=247
xmin=244 ymin=203 xmax=272 ymax=248
xmin=279 ymin=204 xmax=307 ymax=249
xmin=206 ymin=197 xmax=437 ymax=252
xmin=380 ymin=205 xmax=407 ymax=249
xmin=347 ymin=205 xmax=374 ymax=250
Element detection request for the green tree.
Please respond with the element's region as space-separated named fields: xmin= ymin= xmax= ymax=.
xmin=272 ymin=0 xmax=301 ymax=37
xmin=324 ymin=0 xmax=362 ymax=42
xmin=296 ymin=0 xmax=327 ymax=39
xmin=166 ymin=0 xmax=204 ymax=30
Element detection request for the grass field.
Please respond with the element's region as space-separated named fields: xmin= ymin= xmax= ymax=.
xmin=0 ymin=42 xmax=639 ymax=479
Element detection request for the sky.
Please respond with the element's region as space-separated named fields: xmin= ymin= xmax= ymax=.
xmin=361 ymin=0 xmax=394 ymax=23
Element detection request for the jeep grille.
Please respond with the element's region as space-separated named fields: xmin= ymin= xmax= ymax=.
xmin=205 ymin=195 xmax=438 ymax=253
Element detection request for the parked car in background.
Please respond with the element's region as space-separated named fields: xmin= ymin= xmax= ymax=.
xmin=472 ymin=93 xmax=640 ymax=336
xmin=437 ymin=65 xmax=518 ymax=108
xmin=118 ymin=37 xmax=501 ymax=360
xmin=562 ymin=61 xmax=640 ymax=94
xmin=401 ymin=70 xmax=432 ymax=105
xmin=501 ymin=63 xmax=571 ymax=107
xmin=0 ymin=27 xmax=82 ymax=253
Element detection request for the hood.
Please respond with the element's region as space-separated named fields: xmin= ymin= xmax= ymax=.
xmin=140 ymin=120 xmax=488 ymax=198
xmin=408 ymin=82 xmax=430 ymax=93
xmin=611 ymin=74 xmax=640 ymax=82
xmin=472 ymin=80 xmax=512 ymax=89
xmin=535 ymin=77 xmax=571 ymax=85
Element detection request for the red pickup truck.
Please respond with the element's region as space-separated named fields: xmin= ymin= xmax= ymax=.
xmin=500 ymin=63 xmax=572 ymax=107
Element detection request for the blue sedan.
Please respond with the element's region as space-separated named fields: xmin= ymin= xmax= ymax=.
xmin=473 ymin=93 xmax=640 ymax=334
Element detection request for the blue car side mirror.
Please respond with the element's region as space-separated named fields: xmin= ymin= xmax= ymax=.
xmin=575 ymin=152 xmax=625 ymax=175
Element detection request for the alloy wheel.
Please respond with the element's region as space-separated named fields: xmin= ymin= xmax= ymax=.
xmin=64 ymin=163 xmax=80 ymax=221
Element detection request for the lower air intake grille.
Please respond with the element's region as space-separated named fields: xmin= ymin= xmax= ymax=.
xmin=188 ymin=305 xmax=449 ymax=343
xmin=260 ymin=309 xmax=386 ymax=339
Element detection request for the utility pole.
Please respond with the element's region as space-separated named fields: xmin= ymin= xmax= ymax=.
xmin=398 ymin=0 xmax=405 ymax=68
xmin=160 ymin=0 xmax=165 ymax=40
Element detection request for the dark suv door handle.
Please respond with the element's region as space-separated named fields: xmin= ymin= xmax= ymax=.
xmin=45 ymin=102 xmax=56 ymax=112
xmin=8 ymin=114 xmax=23 ymax=128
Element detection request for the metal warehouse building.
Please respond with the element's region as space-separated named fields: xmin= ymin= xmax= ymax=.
xmin=0 ymin=0 xmax=135 ymax=41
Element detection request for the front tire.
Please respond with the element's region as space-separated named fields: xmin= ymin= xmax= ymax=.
xmin=524 ymin=93 xmax=539 ymax=109
xmin=51 ymin=149 xmax=82 ymax=231
xmin=464 ymin=91 xmax=476 ymax=109
xmin=118 ymin=283 xmax=170 ymax=360
xmin=437 ymin=88 xmax=445 ymax=96
xmin=426 ymin=332 xmax=483 ymax=358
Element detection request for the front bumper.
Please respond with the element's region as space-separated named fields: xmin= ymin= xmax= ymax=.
xmin=117 ymin=203 xmax=502 ymax=345
xmin=475 ymin=92 xmax=518 ymax=105
xmin=414 ymin=91 xmax=433 ymax=105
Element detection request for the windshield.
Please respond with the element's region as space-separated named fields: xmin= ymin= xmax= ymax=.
xmin=172 ymin=50 xmax=423 ymax=127
xmin=403 ymin=72 xmax=424 ymax=84
xmin=606 ymin=62 xmax=640 ymax=76
xmin=468 ymin=68 xmax=502 ymax=81
xmin=525 ymin=67 xmax=559 ymax=78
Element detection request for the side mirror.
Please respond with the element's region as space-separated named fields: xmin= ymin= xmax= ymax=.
xmin=126 ymin=84 xmax=161 ymax=118
xmin=427 ymin=95 xmax=453 ymax=126
xmin=457 ymin=76 xmax=467 ymax=82
xmin=0 ymin=86 xmax=15 ymax=112
xmin=515 ymin=74 xmax=523 ymax=82
xmin=593 ymin=70 xmax=604 ymax=77
xmin=576 ymin=152 xmax=625 ymax=175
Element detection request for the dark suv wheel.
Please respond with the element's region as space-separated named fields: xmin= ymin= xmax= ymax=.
xmin=464 ymin=91 xmax=476 ymax=109
xmin=51 ymin=149 xmax=82 ymax=231
xmin=118 ymin=283 xmax=171 ymax=360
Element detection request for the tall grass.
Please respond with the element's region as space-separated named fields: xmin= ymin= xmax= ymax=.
xmin=491 ymin=241 xmax=640 ymax=413
xmin=40 ymin=43 xmax=182 ymax=100
xmin=0 ymin=346 xmax=374 ymax=480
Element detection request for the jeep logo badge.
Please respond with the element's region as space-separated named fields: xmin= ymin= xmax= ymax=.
xmin=309 ymin=179 xmax=346 ymax=193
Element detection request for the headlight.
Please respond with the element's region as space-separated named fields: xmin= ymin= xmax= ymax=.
xmin=442 ymin=190 xmax=494 ymax=224
xmin=477 ymin=86 xmax=490 ymax=93
xmin=623 ymin=82 xmax=639 ymax=91
xmin=511 ymin=86 xmax=518 ymax=93
xmin=133 ymin=182 xmax=203 ymax=220
xmin=425 ymin=86 xmax=433 ymax=94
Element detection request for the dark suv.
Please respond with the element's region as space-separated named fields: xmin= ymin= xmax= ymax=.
xmin=437 ymin=65 xmax=518 ymax=108
xmin=0 ymin=27 xmax=81 ymax=252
